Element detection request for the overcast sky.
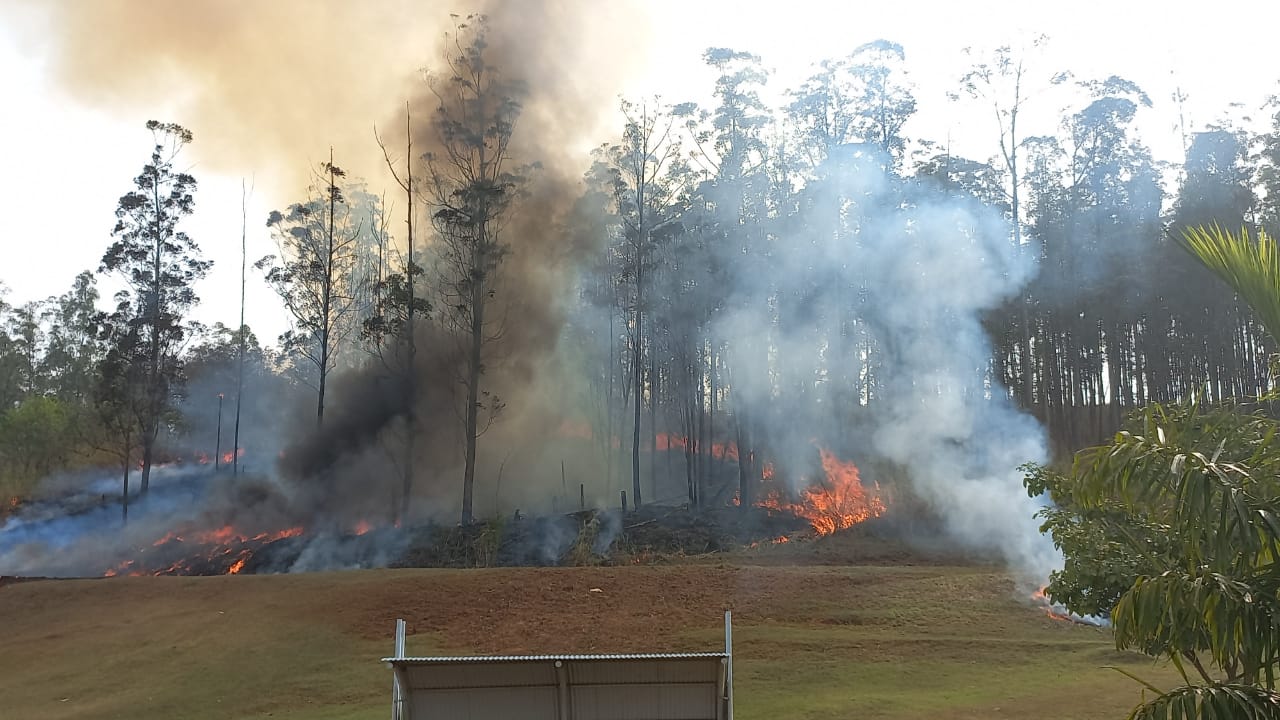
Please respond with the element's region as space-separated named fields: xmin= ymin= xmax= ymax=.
xmin=1 ymin=0 xmax=1276 ymax=343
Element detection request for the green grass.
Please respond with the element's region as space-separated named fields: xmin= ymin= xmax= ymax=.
xmin=0 ymin=565 xmax=1178 ymax=719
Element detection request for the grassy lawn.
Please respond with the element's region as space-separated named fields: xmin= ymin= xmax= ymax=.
xmin=0 ymin=565 xmax=1175 ymax=719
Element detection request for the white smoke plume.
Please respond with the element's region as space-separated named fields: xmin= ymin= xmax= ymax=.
xmin=705 ymin=149 xmax=1059 ymax=587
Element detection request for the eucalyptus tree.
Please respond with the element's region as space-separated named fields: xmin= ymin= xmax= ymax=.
xmin=259 ymin=151 xmax=361 ymax=426
xmin=373 ymin=104 xmax=426 ymax=523
xmin=40 ymin=271 xmax=102 ymax=404
xmin=1256 ymin=94 xmax=1280 ymax=236
xmin=1063 ymin=77 xmax=1162 ymax=426
xmin=840 ymin=40 xmax=917 ymax=168
xmin=785 ymin=42 xmax=918 ymax=426
xmin=682 ymin=47 xmax=773 ymax=508
xmin=598 ymin=97 xmax=688 ymax=508
xmin=1165 ymin=130 xmax=1265 ymax=402
xmin=955 ymin=38 xmax=1067 ymax=413
xmin=94 ymin=311 xmax=145 ymax=522
xmin=421 ymin=15 xmax=525 ymax=525
xmin=98 ymin=120 xmax=209 ymax=494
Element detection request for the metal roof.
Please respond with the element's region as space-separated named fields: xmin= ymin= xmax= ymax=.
xmin=384 ymin=652 xmax=728 ymax=664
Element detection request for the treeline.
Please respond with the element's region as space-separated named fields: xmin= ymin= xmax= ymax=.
xmin=2 ymin=28 xmax=1279 ymax=522
xmin=566 ymin=42 xmax=1280 ymax=511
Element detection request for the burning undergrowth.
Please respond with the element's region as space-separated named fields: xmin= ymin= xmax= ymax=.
xmin=0 ymin=448 xmax=892 ymax=577
xmin=753 ymin=447 xmax=887 ymax=535
xmin=0 ymin=463 xmax=407 ymax=578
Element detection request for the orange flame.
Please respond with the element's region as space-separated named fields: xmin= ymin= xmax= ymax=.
xmin=756 ymin=449 xmax=885 ymax=536
xmin=654 ymin=432 xmax=741 ymax=461
xmin=104 ymin=525 xmax=304 ymax=578
xmin=746 ymin=535 xmax=792 ymax=549
xmin=1031 ymin=586 xmax=1074 ymax=622
xmin=353 ymin=520 xmax=372 ymax=536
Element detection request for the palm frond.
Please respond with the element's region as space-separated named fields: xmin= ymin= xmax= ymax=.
xmin=1179 ymin=225 xmax=1280 ymax=348
xmin=1126 ymin=683 xmax=1280 ymax=720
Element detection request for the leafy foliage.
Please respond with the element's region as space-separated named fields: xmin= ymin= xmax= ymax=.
xmin=1033 ymin=221 xmax=1280 ymax=717
xmin=258 ymin=157 xmax=363 ymax=421
xmin=1023 ymin=461 xmax=1161 ymax=617
xmin=1034 ymin=396 xmax=1280 ymax=714
xmin=1122 ymin=682 xmax=1280 ymax=720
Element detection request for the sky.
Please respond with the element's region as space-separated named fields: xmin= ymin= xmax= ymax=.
xmin=0 ymin=0 xmax=1277 ymax=344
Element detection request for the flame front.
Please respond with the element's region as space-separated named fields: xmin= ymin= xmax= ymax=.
xmin=1031 ymin=586 xmax=1074 ymax=622
xmin=104 ymin=525 xmax=304 ymax=577
xmin=757 ymin=448 xmax=886 ymax=536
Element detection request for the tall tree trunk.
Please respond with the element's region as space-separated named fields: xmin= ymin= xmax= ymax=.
xmin=121 ymin=461 xmax=130 ymax=525
xmin=140 ymin=441 xmax=153 ymax=498
xmin=606 ymin=305 xmax=615 ymax=493
xmin=317 ymin=149 xmax=337 ymax=427
xmin=462 ymin=262 xmax=485 ymax=526
xmin=143 ymin=172 xmax=165 ymax=495
xmin=233 ymin=178 xmax=248 ymax=477
xmin=735 ymin=412 xmax=753 ymax=509
xmin=401 ymin=107 xmax=417 ymax=523
xmin=631 ymin=261 xmax=644 ymax=509
xmin=649 ymin=325 xmax=658 ymax=502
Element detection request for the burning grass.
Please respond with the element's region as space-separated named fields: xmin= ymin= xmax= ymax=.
xmin=102 ymin=525 xmax=306 ymax=577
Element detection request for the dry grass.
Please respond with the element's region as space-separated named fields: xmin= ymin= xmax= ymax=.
xmin=0 ymin=562 xmax=1177 ymax=719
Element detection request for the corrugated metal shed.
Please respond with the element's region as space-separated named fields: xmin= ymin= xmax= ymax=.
xmin=384 ymin=613 xmax=735 ymax=720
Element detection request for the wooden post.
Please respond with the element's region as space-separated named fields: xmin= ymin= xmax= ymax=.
xmin=579 ymin=483 xmax=585 ymax=511
xmin=621 ymin=490 xmax=627 ymax=512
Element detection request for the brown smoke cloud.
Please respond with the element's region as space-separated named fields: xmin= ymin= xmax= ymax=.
xmin=13 ymin=0 xmax=654 ymax=520
xmin=12 ymin=0 xmax=648 ymax=201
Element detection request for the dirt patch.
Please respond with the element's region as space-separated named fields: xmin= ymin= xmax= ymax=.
xmin=291 ymin=564 xmax=955 ymax=655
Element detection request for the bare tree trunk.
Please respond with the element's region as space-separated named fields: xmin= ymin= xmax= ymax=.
xmin=233 ymin=179 xmax=248 ymax=476
xmin=401 ymin=107 xmax=417 ymax=523
xmin=631 ymin=261 xmax=644 ymax=509
xmin=121 ymin=462 xmax=130 ymax=525
xmin=462 ymin=277 xmax=485 ymax=525
xmin=140 ymin=441 xmax=154 ymax=497
xmin=606 ymin=304 xmax=615 ymax=494
xmin=649 ymin=325 xmax=658 ymax=502
xmin=317 ymin=149 xmax=337 ymax=426
xmin=735 ymin=414 xmax=752 ymax=509
xmin=140 ymin=168 xmax=168 ymax=495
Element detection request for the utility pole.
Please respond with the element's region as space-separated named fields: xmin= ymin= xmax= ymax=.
xmin=214 ymin=392 xmax=224 ymax=472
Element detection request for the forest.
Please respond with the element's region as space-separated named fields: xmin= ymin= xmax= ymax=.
xmin=0 ymin=17 xmax=1276 ymax=539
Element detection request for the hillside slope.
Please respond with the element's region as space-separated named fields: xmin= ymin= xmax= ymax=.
xmin=0 ymin=563 xmax=1173 ymax=720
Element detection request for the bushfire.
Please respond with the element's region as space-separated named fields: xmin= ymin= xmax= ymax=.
xmin=103 ymin=525 xmax=304 ymax=577
xmin=1030 ymin=586 xmax=1083 ymax=623
xmin=752 ymin=449 xmax=886 ymax=536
